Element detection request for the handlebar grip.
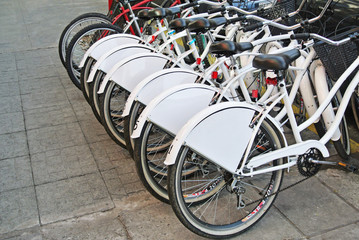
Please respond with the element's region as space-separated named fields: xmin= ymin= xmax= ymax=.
xmin=290 ymin=33 xmax=311 ymax=41
xmin=242 ymin=22 xmax=263 ymax=32
xmin=208 ymin=6 xmax=226 ymax=14
xmin=180 ymin=0 xmax=198 ymax=10
xmin=226 ymin=16 xmax=246 ymax=24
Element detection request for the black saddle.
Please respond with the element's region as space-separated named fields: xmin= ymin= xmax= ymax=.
xmin=148 ymin=7 xmax=181 ymax=19
xmin=252 ymin=49 xmax=301 ymax=71
xmin=188 ymin=17 xmax=227 ymax=33
xmin=210 ymin=41 xmax=253 ymax=57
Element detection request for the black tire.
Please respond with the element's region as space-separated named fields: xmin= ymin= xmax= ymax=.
xmin=351 ymin=91 xmax=359 ymax=130
xmin=326 ymin=78 xmax=351 ymax=159
xmin=123 ymin=101 xmax=145 ymax=157
xmin=133 ymin=121 xmax=174 ymax=203
xmin=168 ymin=119 xmax=285 ymax=239
xmin=99 ymin=81 xmax=129 ymax=148
xmin=66 ymin=23 xmax=123 ymax=89
xmin=58 ymin=13 xmax=111 ymax=68
xmin=89 ymin=70 xmax=107 ymax=124
xmin=80 ymin=57 xmax=96 ymax=103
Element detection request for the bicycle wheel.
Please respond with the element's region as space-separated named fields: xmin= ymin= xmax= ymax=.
xmin=351 ymin=89 xmax=359 ymax=130
xmin=133 ymin=121 xmax=174 ymax=203
xmin=331 ymin=89 xmax=351 ymax=159
xmin=66 ymin=23 xmax=123 ymax=89
xmin=99 ymin=81 xmax=129 ymax=148
xmin=124 ymin=101 xmax=145 ymax=157
xmin=80 ymin=56 xmax=96 ymax=103
xmin=168 ymin=119 xmax=285 ymax=238
xmin=89 ymin=70 xmax=107 ymax=124
xmin=59 ymin=13 xmax=111 ymax=68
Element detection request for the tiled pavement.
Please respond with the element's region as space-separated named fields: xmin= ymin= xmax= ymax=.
xmin=0 ymin=0 xmax=359 ymax=239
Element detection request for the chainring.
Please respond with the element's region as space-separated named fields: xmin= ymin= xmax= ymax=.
xmin=297 ymin=148 xmax=322 ymax=177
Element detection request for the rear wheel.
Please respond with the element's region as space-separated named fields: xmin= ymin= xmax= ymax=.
xmin=59 ymin=13 xmax=111 ymax=68
xmin=168 ymin=119 xmax=285 ymax=239
xmin=66 ymin=23 xmax=123 ymax=89
xmin=100 ymin=81 xmax=129 ymax=148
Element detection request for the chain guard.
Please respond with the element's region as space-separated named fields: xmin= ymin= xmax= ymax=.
xmin=297 ymin=148 xmax=322 ymax=177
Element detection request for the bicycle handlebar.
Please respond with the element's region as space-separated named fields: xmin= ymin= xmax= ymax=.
xmin=290 ymin=32 xmax=359 ymax=46
xmin=240 ymin=0 xmax=333 ymax=32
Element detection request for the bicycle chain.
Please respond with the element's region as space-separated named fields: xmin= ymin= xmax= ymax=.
xmin=244 ymin=174 xmax=314 ymax=207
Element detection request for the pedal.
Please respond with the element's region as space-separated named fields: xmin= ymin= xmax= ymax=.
xmin=338 ymin=161 xmax=358 ymax=172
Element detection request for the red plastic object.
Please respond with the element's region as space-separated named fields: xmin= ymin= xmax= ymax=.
xmin=252 ymin=89 xmax=258 ymax=98
xmin=266 ymin=77 xmax=277 ymax=85
xmin=196 ymin=58 xmax=201 ymax=65
xmin=212 ymin=71 xmax=218 ymax=79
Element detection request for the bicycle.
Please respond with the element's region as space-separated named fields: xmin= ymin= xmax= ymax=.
xmin=64 ymin=0 xmax=183 ymax=89
xmin=165 ymin=31 xmax=359 ymax=239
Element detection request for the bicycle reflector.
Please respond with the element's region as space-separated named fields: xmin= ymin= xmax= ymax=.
xmin=252 ymin=89 xmax=258 ymax=99
xmin=266 ymin=77 xmax=277 ymax=85
xmin=196 ymin=58 xmax=201 ymax=65
xmin=212 ymin=71 xmax=218 ymax=79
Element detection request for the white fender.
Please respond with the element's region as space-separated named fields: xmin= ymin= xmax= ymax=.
xmin=97 ymin=52 xmax=174 ymax=94
xmin=87 ymin=44 xmax=154 ymax=83
xmin=314 ymin=61 xmax=341 ymax=141
xmin=164 ymin=102 xmax=257 ymax=172
xmin=164 ymin=102 xmax=327 ymax=174
xmin=122 ymin=68 xmax=202 ymax=117
xmin=79 ymin=33 xmax=142 ymax=67
xmin=131 ymin=84 xmax=221 ymax=138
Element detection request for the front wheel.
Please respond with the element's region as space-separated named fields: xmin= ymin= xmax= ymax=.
xmin=168 ymin=120 xmax=285 ymax=238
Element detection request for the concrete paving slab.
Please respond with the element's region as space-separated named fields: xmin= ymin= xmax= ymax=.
xmin=21 ymin=88 xmax=70 ymax=111
xmin=0 ymin=53 xmax=16 ymax=72
xmin=317 ymin=168 xmax=359 ymax=209
xmin=0 ymin=82 xmax=20 ymax=98
xmin=0 ymin=70 xmax=18 ymax=83
xmin=19 ymin=76 xmax=64 ymax=95
xmin=275 ymin=175 xmax=359 ymax=237
xmin=36 ymin=173 xmax=114 ymax=224
xmin=89 ymin=139 xmax=132 ymax=171
xmin=0 ymin=95 xmax=22 ymax=114
xmin=31 ymin=145 xmax=98 ymax=185
xmin=101 ymin=168 xmax=128 ymax=201
xmin=0 ymin=112 xmax=25 ymax=135
xmin=0 ymin=156 xmax=33 ymax=192
xmin=71 ymin=100 xmax=98 ymax=122
xmin=0 ymin=227 xmax=42 ymax=240
xmin=27 ymin=122 xmax=87 ymax=154
xmin=0 ymin=187 xmax=39 ymax=234
xmin=40 ymin=211 xmax=127 ymax=240
xmin=310 ymin=223 xmax=359 ymax=240
xmin=17 ymin=65 xmax=59 ymax=81
xmin=24 ymin=104 xmax=77 ymax=130
xmin=0 ymin=131 xmax=28 ymax=160
xmin=79 ymin=118 xmax=112 ymax=143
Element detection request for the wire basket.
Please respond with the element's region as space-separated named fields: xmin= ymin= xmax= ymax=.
xmin=313 ymin=27 xmax=359 ymax=81
xmin=255 ymin=0 xmax=297 ymax=35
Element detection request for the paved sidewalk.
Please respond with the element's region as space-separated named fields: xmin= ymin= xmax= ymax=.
xmin=0 ymin=0 xmax=358 ymax=239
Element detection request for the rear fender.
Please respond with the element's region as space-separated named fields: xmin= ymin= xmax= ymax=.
xmin=131 ymin=84 xmax=220 ymax=138
xmin=164 ymin=102 xmax=286 ymax=174
xmin=123 ymin=69 xmax=202 ymax=117
xmin=97 ymin=52 xmax=174 ymax=94
xmin=87 ymin=44 xmax=154 ymax=83
xmin=79 ymin=33 xmax=142 ymax=67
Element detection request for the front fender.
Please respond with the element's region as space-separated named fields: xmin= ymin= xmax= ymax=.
xmin=79 ymin=33 xmax=142 ymax=68
xmin=123 ymin=68 xmax=202 ymax=117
